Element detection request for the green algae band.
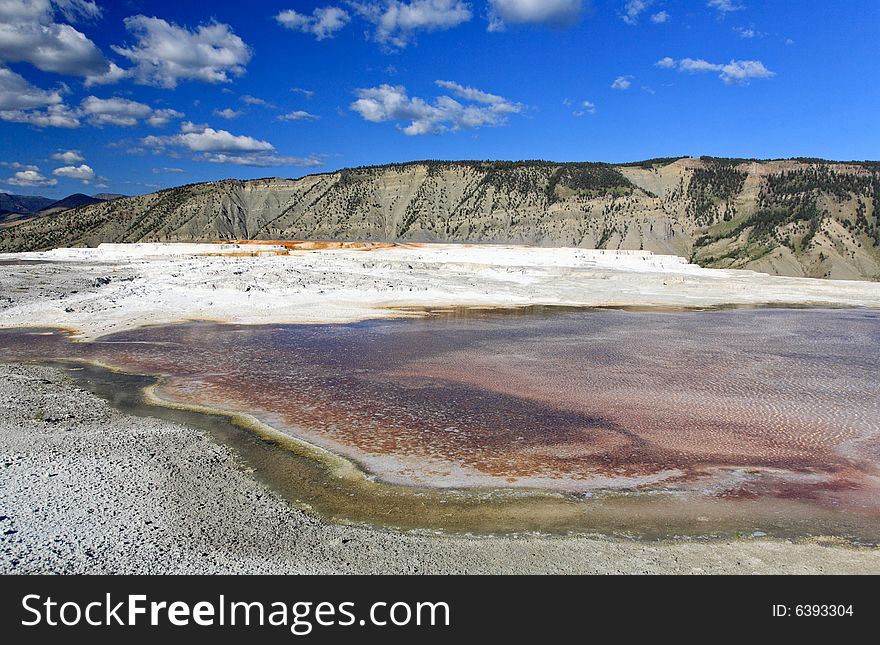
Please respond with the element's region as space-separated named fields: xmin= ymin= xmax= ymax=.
xmin=1 ymin=307 xmax=879 ymax=541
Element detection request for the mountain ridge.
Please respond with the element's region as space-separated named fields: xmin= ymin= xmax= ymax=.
xmin=0 ymin=192 xmax=128 ymax=225
xmin=0 ymin=192 xmax=55 ymax=217
xmin=1 ymin=157 xmax=878 ymax=281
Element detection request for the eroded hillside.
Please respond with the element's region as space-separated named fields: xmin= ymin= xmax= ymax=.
xmin=2 ymin=157 xmax=878 ymax=280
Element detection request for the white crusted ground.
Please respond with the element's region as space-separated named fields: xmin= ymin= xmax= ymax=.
xmin=2 ymin=242 xmax=878 ymax=339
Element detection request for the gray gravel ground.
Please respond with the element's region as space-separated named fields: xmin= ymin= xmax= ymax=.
xmin=1 ymin=362 xmax=878 ymax=575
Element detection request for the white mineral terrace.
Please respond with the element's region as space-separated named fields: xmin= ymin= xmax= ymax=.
xmin=1 ymin=242 xmax=879 ymax=339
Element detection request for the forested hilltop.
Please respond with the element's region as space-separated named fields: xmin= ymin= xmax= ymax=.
xmin=2 ymin=157 xmax=878 ymax=281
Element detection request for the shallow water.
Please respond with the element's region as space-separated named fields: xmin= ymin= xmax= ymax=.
xmin=2 ymin=307 xmax=879 ymax=540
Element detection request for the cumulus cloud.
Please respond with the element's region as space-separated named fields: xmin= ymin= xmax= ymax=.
xmin=572 ymin=100 xmax=595 ymax=116
xmin=611 ymin=75 xmax=633 ymax=90
xmin=658 ymin=57 xmax=774 ymax=84
xmin=434 ymin=79 xmax=513 ymax=107
xmin=651 ymin=11 xmax=669 ymax=23
xmin=200 ymin=153 xmax=322 ymax=168
xmin=733 ymin=26 xmax=763 ymax=39
xmin=0 ymin=66 xmax=62 ymax=110
xmin=143 ymin=122 xmax=275 ymax=156
xmin=0 ymin=0 xmax=110 ymax=77
xmin=350 ymin=0 xmax=472 ymax=49
xmin=77 ymin=96 xmax=184 ymax=128
xmin=707 ymin=0 xmax=743 ymax=13
xmin=51 ymin=0 xmax=102 ymax=22
xmin=4 ymin=169 xmax=57 ymax=187
xmin=52 ymin=163 xmax=96 ymax=183
xmin=1 ymin=86 xmax=185 ymax=129
xmin=275 ymin=6 xmax=351 ymax=40
xmin=51 ymin=149 xmax=84 ymax=163
xmin=80 ymin=95 xmax=152 ymax=127
xmin=147 ymin=108 xmax=184 ymax=128
xmin=621 ymin=0 xmax=651 ymax=25
xmin=350 ymin=81 xmax=523 ymax=135
xmin=291 ymin=87 xmax=315 ymax=99
xmin=278 ymin=110 xmax=320 ymax=121
xmin=0 ymin=161 xmax=39 ymax=171
xmin=84 ymin=62 xmax=129 ymax=87
xmin=144 ymin=123 xmax=318 ymax=167
xmin=240 ymin=95 xmax=271 ymax=107
xmin=0 ymin=65 xmax=87 ymax=128
xmin=488 ymin=0 xmax=583 ymax=31
xmin=214 ymin=107 xmax=243 ymax=119
xmin=0 ymin=103 xmax=80 ymax=128
xmin=112 ymin=16 xmax=252 ymax=88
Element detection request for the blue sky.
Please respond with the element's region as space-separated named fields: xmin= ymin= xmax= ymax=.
xmin=1 ymin=0 xmax=878 ymax=198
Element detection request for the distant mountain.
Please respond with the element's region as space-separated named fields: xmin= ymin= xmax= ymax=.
xmin=1 ymin=157 xmax=879 ymax=280
xmin=37 ymin=193 xmax=103 ymax=215
xmin=0 ymin=192 xmax=54 ymax=215
xmin=0 ymin=191 xmax=130 ymax=225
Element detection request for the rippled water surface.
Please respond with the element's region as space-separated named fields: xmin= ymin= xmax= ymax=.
xmin=2 ymin=307 xmax=879 ymax=538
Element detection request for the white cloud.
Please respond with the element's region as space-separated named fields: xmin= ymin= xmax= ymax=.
xmin=214 ymin=107 xmax=243 ymax=119
xmin=611 ymin=75 xmax=633 ymax=90
xmin=51 ymin=1 xmax=102 ymax=22
xmin=707 ymin=0 xmax=743 ymax=13
xmin=240 ymin=95 xmax=271 ymax=107
xmin=0 ymin=0 xmax=51 ymax=21
xmin=0 ymin=66 xmax=62 ymax=110
xmin=147 ymin=108 xmax=184 ymax=128
xmin=80 ymin=95 xmax=151 ymax=127
xmin=51 ymin=149 xmax=84 ymax=163
xmin=350 ymin=1 xmax=472 ymax=48
xmin=152 ymin=167 xmax=185 ymax=174
xmin=199 ymin=152 xmax=322 ymax=167
xmin=650 ymin=11 xmax=669 ymax=23
xmin=0 ymin=161 xmax=39 ymax=171
xmin=677 ymin=58 xmax=725 ymax=73
xmin=4 ymin=169 xmax=57 ymax=187
xmin=660 ymin=57 xmax=774 ymax=84
xmin=488 ymin=0 xmax=583 ymax=31
xmin=112 ymin=16 xmax=252 ymax=88
xmin=84 ymin=62 xmax=129 ymax=87
xmin=622 ymin=0 xmax=651 ymax=25
xmin=141 ymin=125 xmax=323 ymax=167
xmin=291 ymin=87 xmax=315 ymax=99
xmin=52 ymin=163 xmax=96 ymax=183
xmin=278 ymin=110 xmax=320 ymax=121
xmin=572 ymin=100 xmax=595 ymax=116
xmin=0 ymin=0 xmax=110 ymax=77
xmin=78 ymin=96 xmax=184 ymax=128
xmin=143 ymin=122 xmax=275 ymax=153
xmin=2 ymin=88 xmax=184 ymax=129
xmin=275 ymin=6 xmax=350 ymax=40
xmin=733 ymin=26 xmax=763 ymax=39
xmin=434 ymin=80 xmax=508 ymax=105
xmin=350 ymin=81 xmax=523 ymax=135
xmin=714 ymin=60 xmax=774 ymax=84
xmin=0 ymin=103 xmax=80 ymax=128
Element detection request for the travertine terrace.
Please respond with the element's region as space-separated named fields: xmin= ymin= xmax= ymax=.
xmin=2 ymin=242 xmax=879 ymax=340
